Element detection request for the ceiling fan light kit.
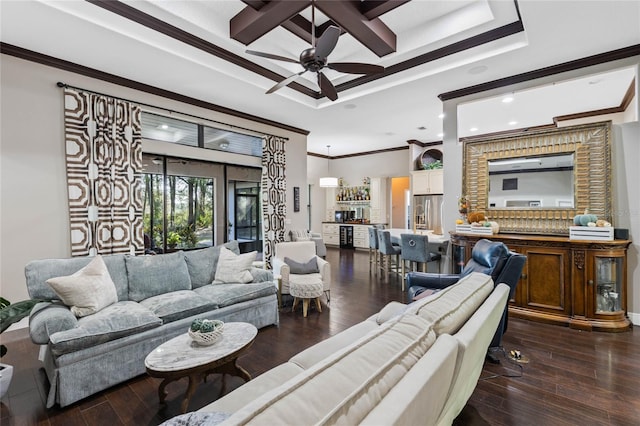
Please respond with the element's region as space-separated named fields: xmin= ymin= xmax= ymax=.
xmin=246 ymin=1 xmax=384 ymax=101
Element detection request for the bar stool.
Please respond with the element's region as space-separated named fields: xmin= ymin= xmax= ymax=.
xmin=400 ymin=234 xmax=442 ymax=291
xmin=377 ymin=230 xmax=401 ymax=279
xmin=367 ymin=227 xmax=379 ymax=274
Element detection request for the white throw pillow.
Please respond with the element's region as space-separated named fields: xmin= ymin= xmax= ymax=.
xmin=46 ymin=255 xmax=118 ymax=317
xmin=289 ymin=229 xmax=311 ymax=241
xmin=214 ymin=247 xmax=256 ymax=284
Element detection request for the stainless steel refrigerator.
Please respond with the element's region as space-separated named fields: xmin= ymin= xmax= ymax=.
xmin=412 ymin=194 xmax=443 ymax=234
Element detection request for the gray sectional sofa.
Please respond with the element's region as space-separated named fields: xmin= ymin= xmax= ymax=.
xmin=167 ymin=271 xmax=509 ymax=426
xmin=24 ymin=241 xmax=278 ymax=408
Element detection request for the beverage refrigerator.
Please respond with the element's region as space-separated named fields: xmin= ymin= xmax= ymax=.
xmin=412 ymin=194 xmax=443 ymax=234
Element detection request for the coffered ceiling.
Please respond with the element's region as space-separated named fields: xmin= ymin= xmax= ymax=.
xmin=1 ymin=1 xmax=639 ymax=156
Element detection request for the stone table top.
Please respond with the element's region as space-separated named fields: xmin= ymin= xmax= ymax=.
xmin=145 ymin=322 xmax=257 ymax=373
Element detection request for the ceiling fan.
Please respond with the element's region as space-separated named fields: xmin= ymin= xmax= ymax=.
xmin=246 ymin=2 xmax=385 ymax=101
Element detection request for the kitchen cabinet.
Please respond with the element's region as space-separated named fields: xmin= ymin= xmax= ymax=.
xmin=322 ymin=223 xmax=339 ymax=246
xmin=325 ymin=187 xmax=336 ymax=222
xmin=450 ymin=232 xmax=631 ymax=332
xmin=411 ymin=169 xmax=443 ymax=195
xmin=369 ymin=177 xmax=388 ymax=224
xmin=353 ymin=225 xmax=370 ymax=249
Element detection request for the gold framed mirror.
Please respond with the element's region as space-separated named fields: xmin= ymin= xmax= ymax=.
xmin=462 ymin=121 xmax=612 ymax=235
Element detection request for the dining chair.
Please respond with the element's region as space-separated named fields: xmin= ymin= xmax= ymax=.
xmin=399 ymin=234 xmax=442 ymax=291
xmin=377 ymin=230 xmax=401 ymax=280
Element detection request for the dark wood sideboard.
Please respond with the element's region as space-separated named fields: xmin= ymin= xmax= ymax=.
xmin=450 ymin=232 xmax=632 ymax=332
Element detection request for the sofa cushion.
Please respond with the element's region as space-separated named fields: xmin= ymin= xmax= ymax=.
xmin=289 ymin=320 xmax=380 ymax=370
xmin=213 ymin=247 xmax=256 ymax=284
xmin=359 ymin=334 xmax=459 ymax=426
xmin=126 ymin=251 xmax=192 ymax=302
xmin=48 ymin=301 xmax=162 ymax=356
xmin=284 ymin=256 xmax=319 ymax=274
xmin=225 ymin=315 xmax=436 ymax=425
xmin=25 ymin=254 xmax=129 ymax=302
xmin=46 ymin=255 xmax=118 ymax=317
xmin=194 ymin=282 xmax=276 ymax=308
xmin=200 ymin=363 xmax=304 ymax=415
xmin=139 ymin=290 xmax=218 ymax=323
xmin=249 ymin=267 xmax=273 ymax=283
xmin=184 ymin=241 xmax=241 ymax=288
xmin=406 ymin=271 xmax=494 ymax=336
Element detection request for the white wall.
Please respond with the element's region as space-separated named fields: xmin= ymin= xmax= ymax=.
xmin=307 ymin=149 xmax=409 ymax=233
xmin=0 ymin=54 xmax=308 ymax=304
xmin=612 ymin=122 xmax=640 ymax=325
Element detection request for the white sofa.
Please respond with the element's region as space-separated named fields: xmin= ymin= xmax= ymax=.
xmin=164 ymin=272 xmax=509 ymax=426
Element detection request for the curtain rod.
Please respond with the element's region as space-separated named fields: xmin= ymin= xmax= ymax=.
xmin=56 ymin=82 xmax=289 ymax=141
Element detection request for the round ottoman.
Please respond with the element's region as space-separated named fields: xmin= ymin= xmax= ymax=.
xmin=289 ymin=279 xmax=323 ymax=317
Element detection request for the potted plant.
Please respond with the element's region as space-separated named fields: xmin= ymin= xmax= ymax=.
xmin=1 ymin=297 xmax=41 ymax=399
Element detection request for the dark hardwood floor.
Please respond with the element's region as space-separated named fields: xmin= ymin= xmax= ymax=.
xmin=1 ymin=247 xmax=638 ymax=425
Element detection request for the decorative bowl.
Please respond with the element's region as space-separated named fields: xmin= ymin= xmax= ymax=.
xmin=188 ymin=320 xmax=224 ymax=346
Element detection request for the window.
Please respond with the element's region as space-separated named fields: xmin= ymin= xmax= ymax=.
xmin=141 ymin=112 xmax=263 ymax=157
xmin=142 ymin=155 xmax=216 ymax=252
xmin=141 ymin=113 xmax=198 ymax=146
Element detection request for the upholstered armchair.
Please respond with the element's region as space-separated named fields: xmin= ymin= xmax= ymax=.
xmin=406 ymin=239 xmax=526 ymax=352
xmin=273 ymin=241 xmax=331 ymax=306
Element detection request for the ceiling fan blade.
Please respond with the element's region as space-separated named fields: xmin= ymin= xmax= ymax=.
xmin=246 ymin=50 xmax=299 ymax=64
xmin=315 ymin=26 xmax=340 ymax=59
xmin=318 ymin=71 xmax=338 ymax=101
xmin=327 ymin=62 xmax=385 ymax=75
xmin=266 ymin=71 xmax=306 ymax=94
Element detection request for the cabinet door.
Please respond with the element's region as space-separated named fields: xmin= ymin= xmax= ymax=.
xmin=322 ymin=223 xmax=339 ymax=246
xmin=517 ymin=247 xmax=571 ymax=316
xmin=427 ymin=169 xmax=443 ymax=194
xmin=325 ymin=188 xmax=336 ymax=221
xmin=587 ymin=251 xmax=626 ymax=317
xmin=411 ymin=171 xmax=430 ymax=195
xmin=369 ymin=177 xmax=387 ymax=224
xmin=353 ymin=225 xmax=370 ymax=248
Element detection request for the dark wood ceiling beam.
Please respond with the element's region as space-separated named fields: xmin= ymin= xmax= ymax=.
xmin=230 ymin=1 xmax=309 ymax=45
xmin=240 ymin=0 xmax=266 ymax=10
xmin=315 ymin=0 xmax=396 ymax=57
xmin=239 ymin=1 xmax=341 ymax=45
xmin=360 ymin=0 xmax=412 ymax=20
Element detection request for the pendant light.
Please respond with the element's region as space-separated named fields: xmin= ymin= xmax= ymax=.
xmin=319 ymin=145 xmax=338 ymax=188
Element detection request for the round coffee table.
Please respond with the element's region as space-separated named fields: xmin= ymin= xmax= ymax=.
xmin=145 ymin=322 xmax=257 ymax=413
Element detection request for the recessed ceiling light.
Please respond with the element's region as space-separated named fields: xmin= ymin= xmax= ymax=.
xmin=588 ymin=78 xmax=603 ymax=85
xmin=469 ymin=127 xmax=478 ymax=132
xmin=385 ymin=132 xmax=395 ymax=136
xmin=508 ymin=121 xmax=518 ymax=126
xmin=160 ymin=124 xmax=169 ymax=130
xmin=502 ymin=96 xmax=514 ymax=103
xmin=418 ymin=126 xmax=427 ymax=130
xmin=344 ymin=104 xmax=357 ymax=109
xmin=438 ymin=113 xmax=445 ymax=119
xmin=468 ymin=65 xmax=488 ymax=75
xmin=437 ymin=133 xmax=444 ymax=138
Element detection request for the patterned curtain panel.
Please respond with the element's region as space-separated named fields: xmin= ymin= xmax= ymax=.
xmin=64 ymin=88 xmax=144 ymax=257
xmin=261 ymin=135 xmax=287 ymax=268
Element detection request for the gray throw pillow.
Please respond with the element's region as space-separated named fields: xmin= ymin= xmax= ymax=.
xmin=284 ymin=256 xmax=319 ymax=274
